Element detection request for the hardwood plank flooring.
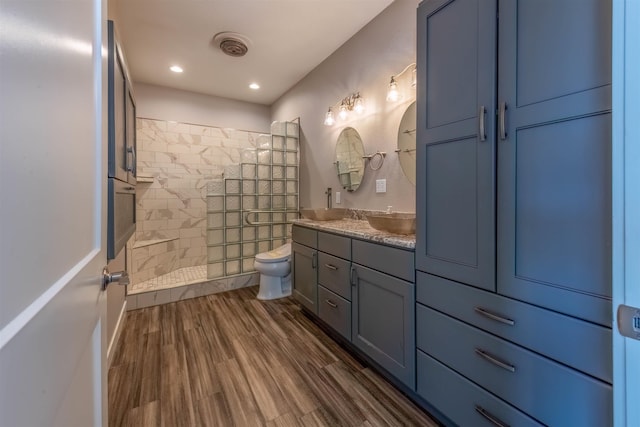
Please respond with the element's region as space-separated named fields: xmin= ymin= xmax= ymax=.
xmin=109 ymin=286 xmax=440 ymax=427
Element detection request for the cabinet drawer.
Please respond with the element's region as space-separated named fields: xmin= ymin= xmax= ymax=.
xmin=318 ymin=231 xmax=351 ymax=259
xmin=292 ymin=225 xmax=317 ymax=248
xmin=352 ymin=239 xmax=414 ymax=282
xmin=318 ymin=252 xmax=351 ymax=300
xmin=416 ymin=305 xmax=612 ymax=426
xmin=416 ymin=272 xmax=612 ymax=383
xmin=318 ymin=286 xmax=351 ymax=341
xmin=417 ymin=350 xmax=543 ymax=427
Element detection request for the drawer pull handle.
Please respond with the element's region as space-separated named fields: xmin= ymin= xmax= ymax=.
xmin=475 ymin=405 xmax=510 ymax=427
xmin=499 ymin=101 xmax=508 ymax=140
xmin=312 ymin=252 xmax=317 ymax=269
xmin=474 ymin=307 xmax=515 ymax=326
xmin=350 ymin=265 xmax=357 ymax=286
xmin=479 ymin=105 xmax=486 ymax=142
xmin=325 ymin=299 xmax=338 ymax=308
xmin=474 ymin=348 xmax=516 ymax=373
xmin=324 ymin=263 xmax=338 ymax=271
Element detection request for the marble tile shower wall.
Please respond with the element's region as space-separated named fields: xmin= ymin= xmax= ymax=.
xmin=131 ymin=118 xmax=265 ymax=284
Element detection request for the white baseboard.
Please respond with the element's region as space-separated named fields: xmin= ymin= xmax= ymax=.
xmin=107 ymin=300 xmax=127 ymax=368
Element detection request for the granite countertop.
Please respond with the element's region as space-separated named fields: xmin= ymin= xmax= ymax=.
xmin=291 ymin=218 xmax=416 ymax=250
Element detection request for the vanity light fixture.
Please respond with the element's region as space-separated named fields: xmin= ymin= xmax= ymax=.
xmin=386 ymin=63 xmax=417 ymax=102
xmin=386 ymin=76 xmax=399 ymax=102
xmin=354 ymin=95 xmax=364 ymax=114
xmin=324 ymin=108 xmax=336 ymax=126
xmin=338 ymin=102 xmax=349 ymax=121
xmin=323 ymin=92 xmax=364 ymax=126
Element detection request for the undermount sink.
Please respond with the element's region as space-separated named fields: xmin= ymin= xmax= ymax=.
xmin=299 ymin=208 xmax=347 ymax=221
xmin=366 ymin=213 xmax=416 ymax=235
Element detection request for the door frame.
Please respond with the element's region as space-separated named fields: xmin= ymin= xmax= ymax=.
xmin=612 ymin=1 xmax=640 ymax=425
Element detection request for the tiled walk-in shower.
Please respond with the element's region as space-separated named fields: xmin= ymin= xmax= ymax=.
xmin=127 ymin=119 xmax=299 ymax=310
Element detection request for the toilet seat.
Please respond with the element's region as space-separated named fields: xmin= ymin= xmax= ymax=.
xmin=255 ymin=243 xmax=291 ymax=263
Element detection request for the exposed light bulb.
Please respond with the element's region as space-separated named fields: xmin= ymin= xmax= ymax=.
xmin=249 ymin=82 xmax=260 ymax=90
xmin=354 ymin=94 xmax=364 ymax=114
xmin=386 ymin=76 xmax=399 ymax=102
xmin=339 ymin=103 xmax=349 ymax=120
xmin=170 ymin=65 xmax=184 ymax=73
xmin=324 ymin=108 xmax=335 ymax=126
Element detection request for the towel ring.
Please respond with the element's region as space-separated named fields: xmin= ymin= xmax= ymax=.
xmin=362 ymin=151 xmax=386 ymax=170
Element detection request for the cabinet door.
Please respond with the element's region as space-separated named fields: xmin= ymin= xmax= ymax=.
xmin=107 ymin=22 xmax=127 ymax=183
xmin=497 ymin=0 xmax=612 ymax=326
xmin=292 ymin=242 xmax=317 ymax=314
xmin=125 ymin=88 xmax=136 ymax=184
xmin=416 ymin=0 xmax=497 ymax=291
xmin=352 ymin=264 xmax=415 ymax=389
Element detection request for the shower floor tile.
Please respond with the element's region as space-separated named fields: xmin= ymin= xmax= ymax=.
xmin=129 ymin=265 xmax=207 ymax=294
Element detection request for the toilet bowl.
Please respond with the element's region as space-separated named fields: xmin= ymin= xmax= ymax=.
xmin=254 ymin=243 xmax=292 ymax=300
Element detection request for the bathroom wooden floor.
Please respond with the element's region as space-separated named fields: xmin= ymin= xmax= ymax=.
xmin=108 ymin=286 xmax=440 ymax=427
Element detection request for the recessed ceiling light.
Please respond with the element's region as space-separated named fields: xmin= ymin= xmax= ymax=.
xmin=249 ymin=83 xmax=260 ymax=90
xmin=170 ymin=65 xmax=183 ymax=73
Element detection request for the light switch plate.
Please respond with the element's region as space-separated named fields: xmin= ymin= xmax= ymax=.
xmin=335 ymin=191 xmax=341 ymax=204
xmin=376 ymin=179 xmax=387 ymax=193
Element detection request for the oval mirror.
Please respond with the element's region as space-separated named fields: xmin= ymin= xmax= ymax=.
xmin=335 ymin=127 xmax=365 ymax=192
xmin=397 ymin=101 xmax=416 ymax=185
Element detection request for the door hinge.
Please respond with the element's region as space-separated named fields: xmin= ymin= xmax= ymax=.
xmin=617 ymin=304 xmax=640 ymax=340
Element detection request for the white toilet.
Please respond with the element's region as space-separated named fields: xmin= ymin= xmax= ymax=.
xmin=254 ymin=243 xmax=292 ymax=300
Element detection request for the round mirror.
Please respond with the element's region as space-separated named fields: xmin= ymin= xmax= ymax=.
xmin=397 ymin=101 xmax=416 ymax=185
xmin=335 ymin=127 xmax=365 ymax=192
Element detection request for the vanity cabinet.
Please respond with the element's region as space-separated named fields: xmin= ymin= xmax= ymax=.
xmin=108 ymin=20 xmax=137 ymax=186
xmin=415 ymin=0 xmax=612 ymax=424
xmin=416 ymin=0 xmax=611 ymax=324
xmin=107 ymin=20 xmax=137 ymax=260
xmin=292 ymin=224 xmax=416 ymax=390
xmin=351 ymin=240 xmax=415 ymax=390
xmin=317 ymin=232 xmax=352 ymax=340
xmin=292 ymin=226 xmax=318 ymax=313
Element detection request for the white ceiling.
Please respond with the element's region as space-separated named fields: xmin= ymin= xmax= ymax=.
xmin=112 ymin=0 xmax=395 ymax=106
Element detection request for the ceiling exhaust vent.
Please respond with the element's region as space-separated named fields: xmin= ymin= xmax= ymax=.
xmin=212 ymin=32 xmax=251 ymax=57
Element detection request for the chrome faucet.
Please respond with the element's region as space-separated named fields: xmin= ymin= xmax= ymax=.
xmin=325 ymin=187 xmax=332 ymax=209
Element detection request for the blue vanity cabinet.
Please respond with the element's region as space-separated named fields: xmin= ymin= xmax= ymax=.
xmin=415 ymin=0 xmax=497 ymax=291
xmin=351 ymin=240 xmax=415 ymax=390
xmin=108 ymin=20 xmax=137 ymax=186
xmin=496 ymin=0 xmax=612 ymax=327
xmin=415 ymin=0 xmax=613 ymax=424
xmin=417 ymin=0 xmax=612 ymax=325
xmin=107 ymin=20 xmax=137 ymax=260
xmin=292 ymin=225 xmax=318 ymax=314
xmin=317 ymin=231 xmax=352 ymax=340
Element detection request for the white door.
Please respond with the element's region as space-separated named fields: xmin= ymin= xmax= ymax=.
xmin=0 ymin=0 xmax=109 ymax=425
xmin=612 ymin=1 xmax=640 ymax=426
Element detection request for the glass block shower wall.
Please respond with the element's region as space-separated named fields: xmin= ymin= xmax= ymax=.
xmin=206 ymin=119 xmax=300 ymax=279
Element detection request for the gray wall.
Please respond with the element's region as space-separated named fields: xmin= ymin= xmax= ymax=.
xmin=135 ymin=83 xmax=272 ymax=133
xmin=271 ymin=0 xmax=419 ymax=212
